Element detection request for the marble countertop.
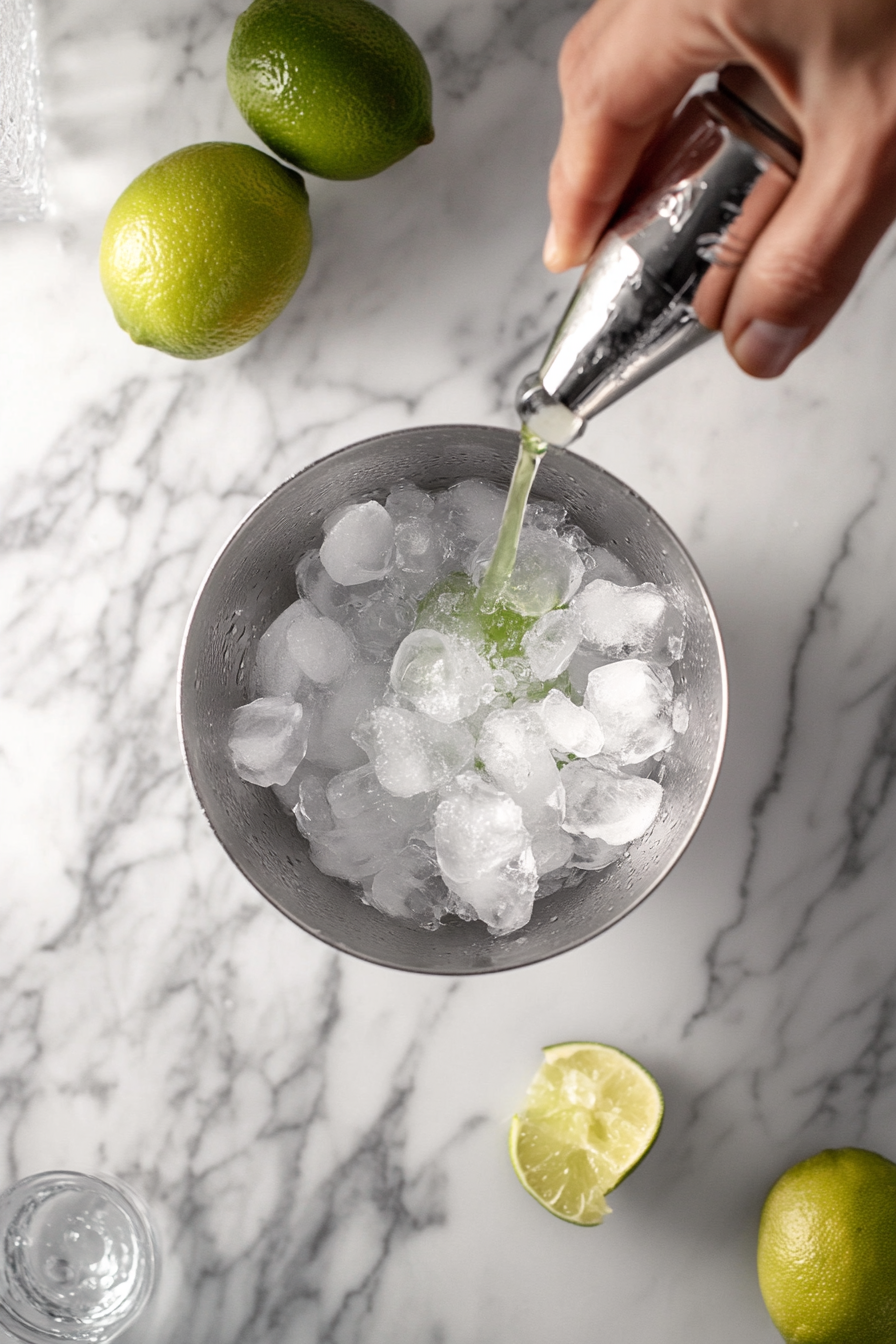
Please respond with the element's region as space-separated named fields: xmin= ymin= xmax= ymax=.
xmin=3 ymin=0 xmax=896 ymax=1340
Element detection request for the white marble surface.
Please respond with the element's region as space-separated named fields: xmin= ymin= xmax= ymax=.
xmin=2 ymin=0 xmax=896 ymax=1340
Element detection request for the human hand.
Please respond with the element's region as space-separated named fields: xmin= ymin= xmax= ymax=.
xmin=545 ymin=0 xmax=896 ymax=376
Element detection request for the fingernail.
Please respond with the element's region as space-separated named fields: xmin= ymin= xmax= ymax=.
xmin=732 ymin=319 xmax=809 ymax=378
xmin=543 ymin=222 xmax=559 ymax=268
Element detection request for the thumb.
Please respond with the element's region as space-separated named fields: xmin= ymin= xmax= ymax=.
xmin=724 ymin=122 xmax=896 ymax=376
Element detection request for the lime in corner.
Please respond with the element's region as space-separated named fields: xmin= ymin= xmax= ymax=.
xmin=757 ymin=1146 xmax=896 ymax=1344
xmin=509 ymin=1042 xmax=664 ymax=1227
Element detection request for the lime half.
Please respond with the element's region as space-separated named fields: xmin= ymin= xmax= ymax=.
xmin=509 ymin=1042 xmax=664 ymax=1226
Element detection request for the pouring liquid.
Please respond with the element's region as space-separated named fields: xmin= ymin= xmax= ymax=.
xmin=475 ymin=425 xmax=548 ymax=611
xmin=411 ymin=425 xmax=550 ymax=660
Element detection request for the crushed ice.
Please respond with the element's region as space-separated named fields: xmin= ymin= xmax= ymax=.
xmin=227 ymin=479 xmax=688 ymax=935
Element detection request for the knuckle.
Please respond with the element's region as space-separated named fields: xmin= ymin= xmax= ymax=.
xmin=548 ymin=153 xmax=593 ymax=210
xmin=751 ymin=249 xmax=828 ymax=310
xmin=558 ymin=45 xmax=599 ymax=114
xmin=557 ymin=4 xmax=624 ymax=116
xmin=557 ymin=22 xmax=590 ymax=87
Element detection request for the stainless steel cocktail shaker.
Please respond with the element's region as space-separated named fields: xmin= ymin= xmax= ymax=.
xmin=517 ymin=66 xmax=802 ymax=447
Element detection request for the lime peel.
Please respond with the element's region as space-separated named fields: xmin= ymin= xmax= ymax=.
xmin=509 ymin=1041 xmax=664 ymax=1227
xmin=757 ymin=1147 xmax=896 ymax=1344
xmin=227 ymin=0 xmax=434 ymax=181
xmin=99 ymin=142 xmax=312 ymax=360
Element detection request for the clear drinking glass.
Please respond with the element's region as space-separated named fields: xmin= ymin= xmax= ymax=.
xmin=0 ymin=1172 xmax=156 ymax=1344
xmin=0 ymin=0 xmax=47 ymax=221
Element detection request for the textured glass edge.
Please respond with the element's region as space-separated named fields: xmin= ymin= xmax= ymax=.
xmin=0 ymin=0 xmax=47 ymax=221
xmin=0 ymin=1173 xmax=157 ymax=1344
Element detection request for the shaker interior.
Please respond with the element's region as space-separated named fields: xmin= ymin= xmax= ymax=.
xmin=178 ymin=424 xmax=727 ymax=974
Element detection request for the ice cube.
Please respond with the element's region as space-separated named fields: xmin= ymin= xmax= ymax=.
xmin=529 ymin=820 xmax=576 ymax=876
xmin=328 ymin=761 xmax=432 ymax=827
xmin=445 ymin=859 xmax=537 ymax=936
xmin=558 ymin=524 xmax=592 ymax=552
xmin=309 ymin=823 xmax=384 ymax=883
xmin=385 ymin=484 xmax=440 ymax=588
xmin=228 ymin=695 xmax=307 ymax=787
xmin=271 ymin=767 xmax=305 ymax=813
xmin=569 ymin=834 xmax=627 ymax=870
xmin=476 ymin=705 xmax=566 ymax=867
xmin=320 ymin=501 xmax=395 ymax=585
xmin=357 ymin=705 xmax=474 ymax=797
xmin=566 ymin=646 xmax=613 ymax=699
xmin=527 ymin=499 xmax=567 ymax=531
xmin=385 ymin=481 xmax=434 ymax=520
xmin=391 ymin=628 xmax=494 ymax=723
xmin=443 ymin=478 xmax=506 ymax=546
xmin=367 ymin=841 xmax=450 ymax=930
xmin=253 ymin=602 xmax=308 ymax=699
xmin=349 ymin=585 xmax=417 ymax=657
xmin=434 ymin=771 xmax=532 ymax=884
xmin=289 ymin=768 xmax=335 ymax=837
xmin=574 ymin=580 xmax=681 ymax=661
xmin=295 ymin=549 xmax=356 ymax=619
xmin=411 ymin=575 xmax=484 ymax=646
xmin=656 ymin=606 xmax=685 ymax=665
xmin=537 ymin=865 xmax=585 ymax=897
xmin=327 ymin=762 xmax=386 ymax=821
xmin=476 ymin=706 xmax=560 ymax=803
xmin=426 ymin=478 xmax=506 ymax=575
xmin=562 ymin=758 xmax=664 ymax=844
xmin=272 ymin=759 xmax=331 ymax=813
xmin=472 ymin=527 xmax=585 ymax=616
xmin=538 ymin=688 xmax=605 ymax=758
xmin=490 ymin=663 xmax=519 ymax=700
xmin=581 ymin=546 xmax=639 ymax=586
xmin=584 ymin=660 xmax=674 ymax=763
xmin=391 ymin=516 xmax=442 ymax=598
xmin=304 ymin=663 xmax=390 ymax=771
xmin=672 ymin=693 xmax=690 ymax=734
xmin=309 ymin=765 xmax=432 ymax=881
xmin=522 ymin=607 xmax=583 ymax=681
xmin=271 ymin=598 xmax=354 ymax=685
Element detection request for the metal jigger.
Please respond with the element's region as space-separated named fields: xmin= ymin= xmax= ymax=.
xmin=517 ymin=66 xmax=802 ymax=447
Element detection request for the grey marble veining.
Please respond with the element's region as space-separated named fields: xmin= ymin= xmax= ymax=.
xmin=1 ymin=0 xmax=896 ymax=1340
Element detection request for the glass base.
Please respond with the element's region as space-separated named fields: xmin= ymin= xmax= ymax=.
xmin=0 ymin=1173 xmax=156 ymax=1344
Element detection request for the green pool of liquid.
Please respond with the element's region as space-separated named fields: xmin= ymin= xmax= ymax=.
xmin=415 ymin=572 xmax=536 ymax=659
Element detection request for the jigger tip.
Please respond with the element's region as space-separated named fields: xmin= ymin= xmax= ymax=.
xmin=515 ymin=372 xmax=585 ymax=448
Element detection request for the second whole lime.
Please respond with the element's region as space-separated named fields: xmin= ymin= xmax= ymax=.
xmin=227 ymin=0 xmax=434 ymax=180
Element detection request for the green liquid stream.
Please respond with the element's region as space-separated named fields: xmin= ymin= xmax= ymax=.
xmin=413 ymin=425 xmax=552 ymax=670
xmin=475 ymin=425 xmax=548 ymax=612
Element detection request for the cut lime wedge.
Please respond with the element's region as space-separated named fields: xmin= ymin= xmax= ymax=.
xmin=509 ymin=1042 xmax=664 ymax=1226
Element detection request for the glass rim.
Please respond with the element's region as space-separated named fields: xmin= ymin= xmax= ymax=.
xmin=0 ymin=1170 xmax=157 ymax=1344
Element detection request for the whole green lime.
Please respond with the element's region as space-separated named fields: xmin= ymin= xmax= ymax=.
xmin=227 ymin=0 xmax=434 ymax=180
xmin=757 ymin=1147 xmax=896 ymax=1343
xmin=100 ymin=142 xmax=312 ymax=359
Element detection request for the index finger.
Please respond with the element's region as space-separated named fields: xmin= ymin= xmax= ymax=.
xmin=546 ymin=0 xmax=734 ymax=270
